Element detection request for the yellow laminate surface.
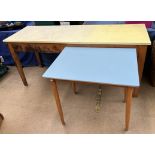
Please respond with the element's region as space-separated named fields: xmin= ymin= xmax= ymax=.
xmin=3 ymin=24 xmax=151 ymax=45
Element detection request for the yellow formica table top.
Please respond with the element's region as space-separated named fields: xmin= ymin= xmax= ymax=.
xmin=3 ymin=24 xmax=151 ymax=45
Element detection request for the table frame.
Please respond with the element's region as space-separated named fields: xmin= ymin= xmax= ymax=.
xmin=51 ymin=79 xmax=135 ymax=131
xmin=7 ymin=42 xmax=147 ymax=97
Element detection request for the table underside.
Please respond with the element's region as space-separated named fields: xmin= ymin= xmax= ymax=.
xmin=10 ymin=42 xmax=140 ymax=53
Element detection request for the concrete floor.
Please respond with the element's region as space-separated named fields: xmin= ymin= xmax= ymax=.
xmin=0 ymin=66 xmax=155 ymax=133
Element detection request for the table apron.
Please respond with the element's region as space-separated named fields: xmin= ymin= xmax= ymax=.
xmin=9 ymin=42 xmax=145 ymax=53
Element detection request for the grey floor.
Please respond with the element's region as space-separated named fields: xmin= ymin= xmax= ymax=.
xmin=0 ymin=66 xmax=155 ymax=133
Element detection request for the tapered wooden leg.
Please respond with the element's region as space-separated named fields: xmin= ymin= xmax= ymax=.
xmin=51 ymin=79 xmax=65 ymax=125
xmin=125 ymin=87 xmax=133 ymax=131
xmin=133 ymin=45 xmax=147 ymax=97
xmin=72 ymin=81 xmax=77 ymax=94
xmin=0 ymin=113 xmax=4 ymax=120
xmin=34 ymin=52 xmax=42 ymax=67
xmin=8 ymin=43 xmax=28 ymax=86
xmin=0 ymin=113 xmax=4 ymax=128
xmin=123 ymin=87 xmax=127 ymax=103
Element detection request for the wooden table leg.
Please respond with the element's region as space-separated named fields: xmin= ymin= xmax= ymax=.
xmin=0 ymin=113 xmax=4 ymax=128
xmin=72 ymin=81 xmax=77 ymax=94
xmin=34 ymin=52 xmax=42 ymax=67
xmin=125 ymin=87 xmax=133 ymax=131
xmin=51 ymin=79 xmax=65 ymax=125
xmin=8 ymin=43 xmax=28 ymax=86
xmin=133 ymin=45 xmax=147 ymax=97
xmin=124 ymin=87 xmax=127 ymax=103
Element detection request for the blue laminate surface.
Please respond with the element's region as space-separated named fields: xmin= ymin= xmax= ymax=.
xmin=43 ymin=47 xmax=139 ymax=87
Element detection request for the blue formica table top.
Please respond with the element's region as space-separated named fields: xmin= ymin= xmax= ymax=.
xmin=43 ymin=47 xmax=139 ymax=87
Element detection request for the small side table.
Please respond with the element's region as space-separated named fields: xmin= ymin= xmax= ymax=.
xmin=43 ymin=47 xmax=139 ymax=130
